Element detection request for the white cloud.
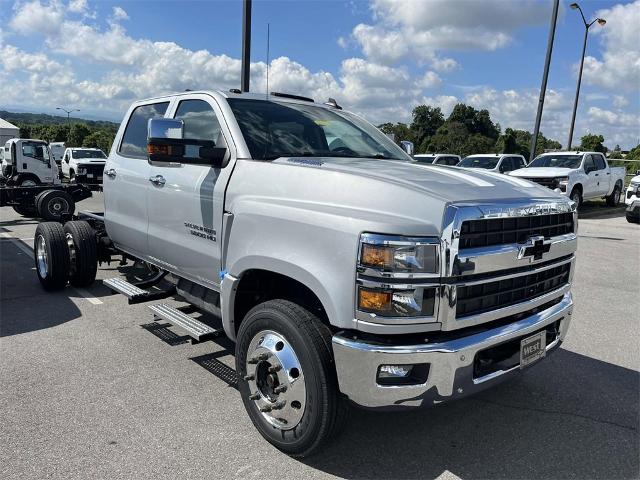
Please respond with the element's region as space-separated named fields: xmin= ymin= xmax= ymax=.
xmin=68 ymin=0 xmax=87 ymax=14
xmin=417 ymin=71 xmax=441 ymax=89
xmin=10 ymin=0 xmax=64 ymax=36
xmin=612 ymin=95 xmax=629 ymax=108
xmin=348 ymin=0 xmax=550 ymax=66
xmin=111 ymin=6 xmax=129 ymax=22
xmin=581 ymin=0 xmax=640 ymax=92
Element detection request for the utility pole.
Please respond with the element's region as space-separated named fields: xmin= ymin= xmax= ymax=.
xmin=241 ymin=0 xmax=252 ymax=92
xmin=567 ymin=3 xmax=606 ymax=150
xmin=530 ymin=0 xmax=559 ymax=162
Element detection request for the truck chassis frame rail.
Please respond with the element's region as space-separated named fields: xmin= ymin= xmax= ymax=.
xmin=0 ymin=184 xmax=92 ymax=221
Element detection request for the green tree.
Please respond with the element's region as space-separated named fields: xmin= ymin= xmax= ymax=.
xmin=614 ymin=144 xmax=621 ymax=152
xmin=377 ymin=122 xmax=414 ymax=145
xmin=579 ymin=133 xmax=606 ymax=153
xmin=627 ymin=144 xmax=640 ymax=160
xmin=495 ymin=128 xmax=519 ymax=154
xmin=82 ymin=130 xmax=115 ymax=154
xmin=67 ymin=123 xmax=91 ymax=147
xmin=410 ymin=105 xmax=444 ymax=152
xmin=429 ymin=122 xmax=469 ymax=155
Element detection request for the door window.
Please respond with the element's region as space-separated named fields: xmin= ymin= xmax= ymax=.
xmin=584 ymin=155 xmax=596 ymax=173
xmin=445 ymin=156 xmax=459 ymax=165
xmin=173 ymin=99 xmax=222 ymax=143
xmin=500 ymin=157 xmax=514 ymax=172
xmin=119 ymin=102 xmax=170 ymax=158
xmin=594 ymin=154 xmax=606 ymax=170
xmin=514 ymin=157 xmax=526 ymax=169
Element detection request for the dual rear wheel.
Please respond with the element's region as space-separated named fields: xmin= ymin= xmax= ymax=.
xmin=34 ymin=220 xmax=97 ymax=290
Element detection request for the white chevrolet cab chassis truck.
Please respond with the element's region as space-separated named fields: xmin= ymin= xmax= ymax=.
xmin=33 ymin=90 xmax=577 ymax=457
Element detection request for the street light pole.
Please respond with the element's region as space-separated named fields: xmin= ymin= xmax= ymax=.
xmin=567 ymin=2 xmax=606 ymax=150
xmin=530 ymin=0 xmax=559 ymax=162
xmin=56 ymin=107 xmax=80 ymax=145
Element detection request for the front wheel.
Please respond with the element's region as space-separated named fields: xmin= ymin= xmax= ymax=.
xmin=569 ymin=188 xmax=582 ymax=208
xmin=236 ymin=299 xmax=348 ymax=457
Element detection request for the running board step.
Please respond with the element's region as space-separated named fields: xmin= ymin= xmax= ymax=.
xmin=148 ymin=303 xmax=221 ymax=342
xmin=103 ymin=277 xmax=175 ymax=304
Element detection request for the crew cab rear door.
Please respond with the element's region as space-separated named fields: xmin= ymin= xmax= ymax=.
xmin=147 ymin=94 xmax=235 ymax=289
xmin=104 ymin=101 xmax=170 ymax=258
xmin=594 ymin=154 xmax=610 ymax=195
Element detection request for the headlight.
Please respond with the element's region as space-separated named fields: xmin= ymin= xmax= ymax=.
xmin=556 ymin=177 xmax=569 ymax=191
xmin=358 ymin=284 xmax=436 ymax=317
xmin=358 ymin=233 xmax=438 ymax=275
xmin=356 ymin=234 xmax=439 ymax=319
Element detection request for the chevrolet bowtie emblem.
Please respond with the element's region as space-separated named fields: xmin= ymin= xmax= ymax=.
xmin=518 ymin=235 xmax=551 ymax=262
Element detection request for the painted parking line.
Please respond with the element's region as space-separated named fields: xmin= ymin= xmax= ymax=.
xmin=0 ymin=231 xmax=103 ymax=305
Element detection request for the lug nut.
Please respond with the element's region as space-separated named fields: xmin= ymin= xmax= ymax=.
xmin=273 ymin=385 xmax=287 ymax=394
xmin=268 ymin=365 xmax=281 ymax=373
xmin=244 ymin=374 xmax=255 ymax=381
xmin=249 ymin=392 xmax=260 ymax=401
xmin=272 ymin=400 xmax=286 ymax=410
xmin=259 ymin=405 xmax=273 ymax=413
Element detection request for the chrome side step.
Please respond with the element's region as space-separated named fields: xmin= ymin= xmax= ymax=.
xmin=103 ymin=277 xmax=175 ymax=304
xmin=148 ymin=303 xmax=221 ymax=342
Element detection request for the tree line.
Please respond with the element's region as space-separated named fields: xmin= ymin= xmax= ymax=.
xmin=2 ymin=110 xmax=118 ymax=156
xmin=378 ymin=103 xmax=640 ymax=166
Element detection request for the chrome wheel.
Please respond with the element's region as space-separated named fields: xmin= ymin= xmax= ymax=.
xmin=245 ymin=330 xmax=306 ymax=430
xmin=36 ymin=235 xmax=48 ymax=278
xmin=66 ymin=232 xmax=77 ymax=276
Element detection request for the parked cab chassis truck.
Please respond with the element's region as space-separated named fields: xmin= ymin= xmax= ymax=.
xmin=1 ymin=139 xmax=92 ymax=221
xmin=33 ymin=90 xmax=577 ymax=457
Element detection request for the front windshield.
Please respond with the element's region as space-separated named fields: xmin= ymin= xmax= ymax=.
xmin=458 ymin=156 xmax=500 ymax=169
xmin=228 ymin=98 xmax=408 ymax=161
xmin=72 ymin=149 xmax=107 ymax=159
xmin=414 ymin=155 xmax=435 ymax=164
xmin=528 ymin=154 xmax=582 ymax=169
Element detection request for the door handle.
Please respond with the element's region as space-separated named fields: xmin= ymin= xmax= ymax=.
xmin=105 ymin=168 xmax=116 ymax=178
xmin=148 ymin=175 xmax=166 ymax=186
xmin=594 ymin=173 xmax=599 ymax=176
xmin=606 ymin=172 xmax=610 ymax=175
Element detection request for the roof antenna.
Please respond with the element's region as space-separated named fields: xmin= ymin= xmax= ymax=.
xmin=266 ymin=22 xmax=270 ymax=99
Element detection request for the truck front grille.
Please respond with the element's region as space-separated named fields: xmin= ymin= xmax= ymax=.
xmin=521 ymin=177 xmax=557 ymax=189
xmin=459 ymin=213 xmax=574 ymax=249
xmin=456 ymin=262 xmax=570 ymax=318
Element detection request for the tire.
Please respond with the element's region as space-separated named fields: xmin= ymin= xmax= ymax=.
xmin=12 ymin=205 xmax=38 ymax=217
xmin=15 ymin=174 xmax=40 ymax=187
xmin=627 ymin=212 xmax=640 ymax=224
xmin=37 ymin=190 xmax=75 ymax=222
xmin=34 ymin=222 xmax=70 ymax=291
xmin=605 ymin=184 xmax=621 ymax=207
xmin=236 ymin=299 xmax=348 ymax=458
xmin=63 ymin=221 xmax=97 ymax=287
xmin=569 ymin=187 xmax=582 ymax=208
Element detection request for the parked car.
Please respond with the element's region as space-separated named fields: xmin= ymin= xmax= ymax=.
xmin=509 ymin=151 xmax=625 ymax=207
xmin=413 ymin=153 xmax=461 ymax=166
xmin=33 ymin=90 xmax=577 ymax=457
xmin=60 ymin=147 xmax=107 ymax=185
xmin=457 ymin=154 xmax=527 ymax=174
xmin=1 ymin=138 xmax=61 ymax=186
xmin=625 ymin=173 xmax=640 ymax=223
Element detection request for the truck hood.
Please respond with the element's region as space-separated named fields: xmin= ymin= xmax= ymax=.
xmin=227 ymin=157 xmax=569 ymax=240
xmin=510 ymin=167 xmax=573 ymax=178
xmin=307 ymin=157 xmax=555 ymax=203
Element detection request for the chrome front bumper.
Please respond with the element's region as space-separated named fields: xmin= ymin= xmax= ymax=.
xmin=332 ymin=292 xmax=573 ymax=409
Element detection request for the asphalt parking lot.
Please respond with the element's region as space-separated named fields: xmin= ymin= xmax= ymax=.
xmin=1 ymin=193 xmax=638 ymax=480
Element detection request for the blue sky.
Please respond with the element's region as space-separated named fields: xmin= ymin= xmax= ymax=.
xmin=0 ymin=0 xmax=638 ymax=148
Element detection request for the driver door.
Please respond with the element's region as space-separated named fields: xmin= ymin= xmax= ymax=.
xmin=147 ymin=94 xmax=235 ymax=289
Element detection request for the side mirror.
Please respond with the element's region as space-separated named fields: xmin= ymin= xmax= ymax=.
xmin=636 ymin=169 xmax=640 ymax=176
xmin=147 ymin=118 xmax=226 ymax=167
xmin=400 ymin=140 xmax=414 ymax=156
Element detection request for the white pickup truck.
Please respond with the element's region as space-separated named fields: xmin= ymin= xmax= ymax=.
xmin=509 ymin=151 xmax=625 ymax=207
xmin=60 ymin=147 xmax=107 ymax=184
